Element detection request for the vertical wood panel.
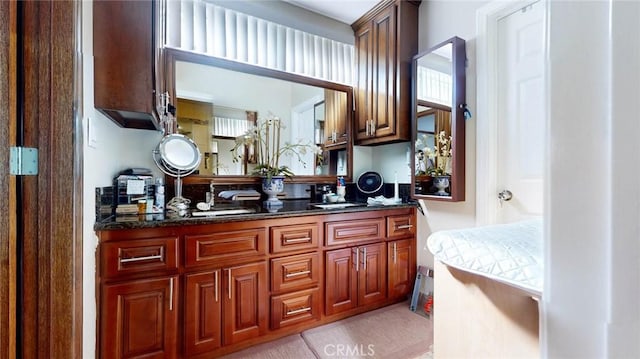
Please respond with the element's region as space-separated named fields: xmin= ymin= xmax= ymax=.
xmin=20 ymin=0 xmax=80 ymax=357
xmin=0 ymin=1 xmax=17 ymax=358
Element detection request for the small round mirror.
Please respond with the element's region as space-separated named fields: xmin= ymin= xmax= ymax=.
xmin=153 ymin=134 xmax=202 ymax=212
xmin=158 ymin=134 xmax=201 ymax=171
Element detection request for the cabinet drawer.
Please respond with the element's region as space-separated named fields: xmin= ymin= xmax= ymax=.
xmin=185 ymin=228 xmax=266 ymax=267
xmin=271 ymin=253 xmax=319 ymax=292
xmin=271 ymin=222 xmax=319 ymax=254
xmin=101 ymin=237 xmax=178 ymax=279
xmin=387 ymin=214 xmax=416 ymax=239
xmin=325 ymin=217 xmax=385 ymax=246
xmin=270 ymin=287 xmax=320 ymax=329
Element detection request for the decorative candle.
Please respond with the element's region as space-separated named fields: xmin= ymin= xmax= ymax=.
xmin=394 ymin=172 xmax=399 ymax=201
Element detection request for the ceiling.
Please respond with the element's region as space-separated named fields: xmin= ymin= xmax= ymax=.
xmin=284 ymin=0 xmax=379 ymax=24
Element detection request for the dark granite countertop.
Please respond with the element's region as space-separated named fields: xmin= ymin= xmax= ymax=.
xmin=94 ymin=199 xmax=418 ymax=231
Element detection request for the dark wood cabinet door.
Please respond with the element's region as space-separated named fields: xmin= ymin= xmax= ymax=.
xmin=325 ymin=248 xmax=358 ymax=315
xmin=324 ymin=89 xmax=349 ymax=147
xmin=223 ymin=262 xmax=268 ymax=345
xmin=93 ymin=0 xmax=159 ymax=130
xmin=352 ymin=0 xmax=417 ymax=145
xmin=184 ymin=270 xmax=222 ymax=357
xmin=101 ymin=276 xmax=178 ymax=359
xmin=388 ymin=239 xmax=416 ymax=299
xmin=354 ymin=23 xmax=373 ymax=141
xmin=353 ymin=3 xmax=397 ymax=142
xmin=370 ymin=4 xmax=397 ymax=139
xmin=358 ymin=242 xmax=387 ymax=306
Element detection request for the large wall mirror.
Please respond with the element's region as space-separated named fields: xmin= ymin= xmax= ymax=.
xmin=411 ymin=36 xmax=466 ymax=201
xmin=164 ymin=48 xmax=353 ymax=184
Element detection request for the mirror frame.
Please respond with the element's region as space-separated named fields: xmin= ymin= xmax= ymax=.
xmin=163 ymin=47 xmax=354 ymax=185
xmin=410 ymin=36 xmax=466 ymax=201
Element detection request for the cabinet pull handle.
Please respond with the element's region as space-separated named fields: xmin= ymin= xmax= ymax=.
xmin=227 ymin=269 xmax=232 ymax=300
xmin=214 ymin=270 xmax=219 ymax=302
xmin=119 ymin=247 xmax=164 ymax=264
xmin=396 ymin=224 xmax=414 ymax=230
xmin=366 ymin=119 xmax=371 ymax=136
xmin=286 ymin=307 xmax=311 ymax=316
xmin=169 ymin=277 xmax=174 ymax=311
xmin=284 ymin=237 xmax=311 ymax=244
xmin=362 ymin=247 xmax=367 ymax=270
xmin=285 ymin=270 xmax=311 ymax=278
xmin=354 ymin=248 xmax=359 ymax=272
xmin=370 ymin=119 xmax=375 ymax=136
xmin=393 ymin=243 xmax=397 ymax=264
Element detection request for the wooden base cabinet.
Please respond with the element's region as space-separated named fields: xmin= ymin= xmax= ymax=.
xmin=184 ymin=262 xmax=268 ymax=356
xmin=325 ymin=243 xmax=387 ymax=315
xmin=224 ymin=261 xmax=269 ymax=345
xmin=388 ymin=239 xmax=416 ymax=299
xmin=184 ymin=270 xmax=222 ymax=356
xmin=98 ymin=207 xmax=416 ymax=358
xmin=101 ymin=276 xmax=179 ymax=359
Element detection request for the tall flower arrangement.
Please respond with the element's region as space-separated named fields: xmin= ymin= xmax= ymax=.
xmin=232 ymin=112 xmax=322 ymax=181
xmin=415 ymin=130 xmax=452 ymax=176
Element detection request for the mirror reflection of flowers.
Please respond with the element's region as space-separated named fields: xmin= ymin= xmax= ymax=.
xmin=231 ymin=112 xmax=323 ymax=181
xmin=415 ymin=130 xmax=452 ymax=176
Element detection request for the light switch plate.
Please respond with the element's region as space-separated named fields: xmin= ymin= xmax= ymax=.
xmin=87 ymin=116 xmax=98 ymax=148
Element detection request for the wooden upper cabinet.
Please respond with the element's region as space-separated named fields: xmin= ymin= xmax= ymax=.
xmin=352 ymin=0 xmax=420 ymax=145
xmin=93 ymin=0 xmax=160 ymax=130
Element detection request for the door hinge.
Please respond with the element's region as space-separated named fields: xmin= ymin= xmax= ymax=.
xmin=9 ymin=147 xmax=38 ymax=176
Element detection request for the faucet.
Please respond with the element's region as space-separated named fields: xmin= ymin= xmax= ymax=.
xmin=320 ymin=185 xmax=332 ymax=203
xmin=206 ymin=180 xmax=215 ymax=207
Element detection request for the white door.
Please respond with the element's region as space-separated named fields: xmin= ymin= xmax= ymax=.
xmin=289 ymin=106 xmax=316 ymax=175
xmin=496 ymin=1 xmax=545 ymax=223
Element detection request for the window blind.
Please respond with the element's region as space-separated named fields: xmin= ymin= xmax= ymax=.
xmin=416 ymin=66 xmax=452 ymax=107
xmin=165 ymin=0 xmax=354 ymax=85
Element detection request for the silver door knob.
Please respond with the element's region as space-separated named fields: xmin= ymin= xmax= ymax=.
xmin=498 ymin=190 xmax=513 ymax=202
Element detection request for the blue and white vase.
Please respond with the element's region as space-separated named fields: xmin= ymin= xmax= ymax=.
xmin=262 ymin=176 xmax=285 ymax=202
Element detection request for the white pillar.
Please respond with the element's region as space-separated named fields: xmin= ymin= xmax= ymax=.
xmin=545 ymin=0 xmax=640 ymax=357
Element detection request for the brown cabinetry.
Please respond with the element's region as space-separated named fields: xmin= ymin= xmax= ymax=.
xmin=388 ymin=238 xmax=416 ymax=298
xmin=97 ymin=208 xmax=416 ymax=357
xmin=269 ymin=222 xmax=322 ymax=330
xmin=324 ymin=89 xmax=349 ymax=148
xmin=352 ymin=0 xmax=420 ymax=145
xmin=93 ymin=0 xmax=160 ymax=130
xmin=184 ymin=270 xmax=222 ymax=356
xmin=224 ymin=261 xmax=269 ymax=345
xmin=101 ymin=276 xmax=178 ymax=359
xmin=183 ymin=262 xmax=268 ymax=355
xmin=325 ymin=242 xmax=387 ymax=315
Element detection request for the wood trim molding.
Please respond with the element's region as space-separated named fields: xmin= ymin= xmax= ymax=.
xmin=19 ymin=1 xmax=81 ymax=357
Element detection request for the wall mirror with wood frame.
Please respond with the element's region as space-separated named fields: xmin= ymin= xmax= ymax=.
xmin=411 ymin=36 xmax=466 ymax=201
xmin=164 ymin=48 xmax=353 ymax=185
